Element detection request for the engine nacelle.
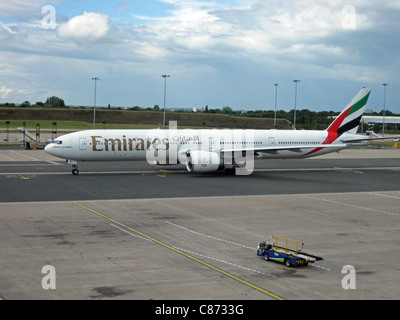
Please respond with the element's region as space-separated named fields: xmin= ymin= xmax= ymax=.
xmin=186 ymin=150 xmax=221 ymax=173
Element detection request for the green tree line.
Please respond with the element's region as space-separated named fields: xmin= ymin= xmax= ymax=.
xmin=1 ymin=96 xmax=399 ymax=131
xmin=1 ymin=96 xmax=66 ymax=109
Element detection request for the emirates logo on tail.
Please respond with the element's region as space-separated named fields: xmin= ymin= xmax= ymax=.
xmin=328 ymin=88 xmax=371 ymax=137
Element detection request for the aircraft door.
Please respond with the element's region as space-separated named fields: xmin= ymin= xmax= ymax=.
xmin=79 ymin=138 xmax=87 ymax=150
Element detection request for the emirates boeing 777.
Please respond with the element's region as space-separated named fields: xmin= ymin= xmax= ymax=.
xmin=45 ymin=88 xmax=389 ymax=175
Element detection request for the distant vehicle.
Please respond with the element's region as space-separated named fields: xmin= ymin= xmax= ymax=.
xmin=45 ymin=88 xmax=394 ymax=175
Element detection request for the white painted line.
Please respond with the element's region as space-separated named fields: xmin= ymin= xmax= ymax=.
xmin=306 ymin=196 xmax=400 ymax=217
xmin=111 ymin=220 xmax=275 ymax=277
xmin=0 ymin=163 xmax=57 ymax=167
xmin=255 ymin=167 xmax=400 ymax=172
xmin=0 ymin=190 xmax=397 ymax=209
xmin=0 ymin=153 xmax=16 ymax=161
xmin=309 ymin=264 xmax=331 ymax=271
xmin=111 ymin=223 xmax=152 ymax=242
xmin=0 ymin=172 xmax=67 ymax=175
xmin=173 ymin=246 xmax=276 ymax=278
xmin=0 ymin=170 xmax=163 ymax=175
xmin=167 ymin=221 xmax=329 ymax=270
xmin=167 ymin=222 xmax=331 ymax=272
xmin=370 ymin=192 xmax=400 ymax=200
xmin=45 ymin=160 xmax=62 ymax=165
xmin=166 ymin=221 xmax=255 ymax=250
xmin=8 ymin=150 xmax=40 ymax=161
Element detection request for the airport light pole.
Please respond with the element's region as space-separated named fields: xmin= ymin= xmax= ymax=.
xmin=162 ymin=75 xmax=170 ymax=129
xmin=382 ymin=83 xmax=389 ymax=138
xmin=293 ymin=80 xmax=300 ymax=130
xmin=92 ymin=77 xmax=100 ymax=129
xmin=274 ymin=83 xmax=279 ymax=128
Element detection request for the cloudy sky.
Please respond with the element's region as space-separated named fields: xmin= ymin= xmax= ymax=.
xmin=1 ymin=0 xmax=399 ymax=112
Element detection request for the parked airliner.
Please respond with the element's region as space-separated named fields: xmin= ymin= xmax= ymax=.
xmin=45 ymin=88 xmax=388 ymax=175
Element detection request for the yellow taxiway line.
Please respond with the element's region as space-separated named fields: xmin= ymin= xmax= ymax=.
xmin=74 ymin=202 xmax=285 ymax=300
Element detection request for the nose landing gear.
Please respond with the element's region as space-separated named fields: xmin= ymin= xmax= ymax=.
xmin=67 ymin=160 xmax=79 ymax=175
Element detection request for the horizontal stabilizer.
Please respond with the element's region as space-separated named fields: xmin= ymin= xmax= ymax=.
xmin=340 ymin=136 xmax=400 ymax=143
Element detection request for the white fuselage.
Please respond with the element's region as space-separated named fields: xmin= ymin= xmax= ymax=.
xmin=44 ymin=88 xmax=372 ymax=175
xmin=45 ymin=128 xmax=350 ymax=163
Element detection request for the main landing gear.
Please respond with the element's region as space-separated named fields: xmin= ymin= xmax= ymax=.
xmin=67 ymin=160 xmax=79 ymax=175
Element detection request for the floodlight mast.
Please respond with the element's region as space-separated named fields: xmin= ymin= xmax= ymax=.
xmin=92 ymin=77 xmax=100 ymax=129
xmin=382 ymin=83 xmax=389 ymax=138
xmin=274 ymin=83 xmax=279 ymax=128
xmin=293 ymin=80 xmax=300 ymax=130
xmin=162 ymin=75 xmax=170 ymax=129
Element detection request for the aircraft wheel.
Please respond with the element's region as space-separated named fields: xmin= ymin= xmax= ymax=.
xmin=72 ymin=169 xmax=79 ymax=175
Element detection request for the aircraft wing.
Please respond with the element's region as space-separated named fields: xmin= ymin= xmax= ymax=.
xmin=221 ymin=144 xmax=348 ymax=153
xmin=340 ymin=136 xmax=400 ymax=143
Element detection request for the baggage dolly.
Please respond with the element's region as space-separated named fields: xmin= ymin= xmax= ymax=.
xmin=257 ymin=235 xmax=323 ymax=267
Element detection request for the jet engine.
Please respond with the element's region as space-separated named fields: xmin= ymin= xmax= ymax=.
xmin=186 ymin=150 xmax=221 ymax=173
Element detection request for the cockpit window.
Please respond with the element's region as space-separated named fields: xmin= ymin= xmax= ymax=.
xmin=51 ymin=140 xmax=63 ymax=145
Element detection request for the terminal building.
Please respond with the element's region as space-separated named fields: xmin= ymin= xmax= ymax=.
xmin=362 ymin=116 xmax=400 ymax=125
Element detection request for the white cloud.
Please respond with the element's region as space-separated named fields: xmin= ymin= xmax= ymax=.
xmin=0 ymin=0 xmax=47 ymax=19
xmin=57 ymin=12 xmax=110 ymax=42
xmin=1 ymin=0 xmax=400 ymax=110
xmin=0 ymin=0 xmax=63 ymax=25
xmin=131 ymin=0 xmax=348 ymax=60
xmin=0 ymin=86 xmax=13 ymax=99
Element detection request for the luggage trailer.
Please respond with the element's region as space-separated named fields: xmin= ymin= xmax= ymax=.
xmin=257 ymin=235 xmax=323 ymax=267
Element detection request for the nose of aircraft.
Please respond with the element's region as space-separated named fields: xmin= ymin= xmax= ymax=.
xmin=44 ymin=139 xmax=67 ymax=159
xmin=45 ymin=143 xmax=59 ymax=157
xmin=44 ymin=143 xmax=53 ymax=154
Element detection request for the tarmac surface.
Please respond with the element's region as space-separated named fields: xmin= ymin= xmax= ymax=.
xmin=0 ymin=147 xmax=399 ymax=300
